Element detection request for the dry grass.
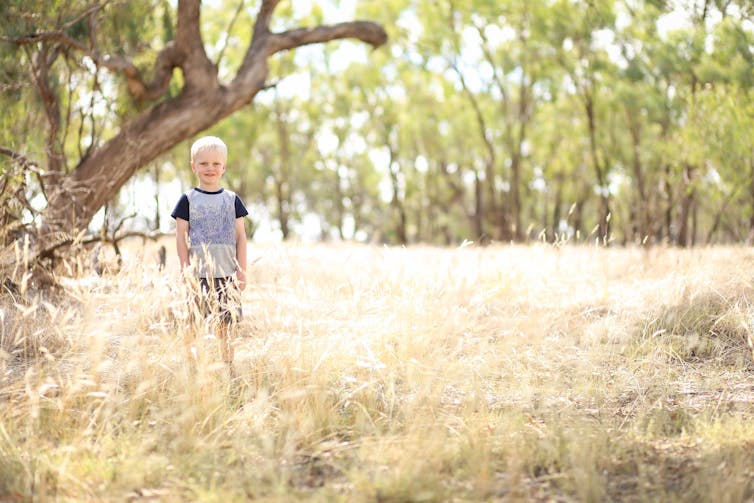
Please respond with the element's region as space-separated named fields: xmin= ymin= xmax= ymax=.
xmin=1 ymin=241 xmax=754 ymax=502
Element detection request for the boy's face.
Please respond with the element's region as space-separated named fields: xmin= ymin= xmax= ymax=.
xmin=191 ymin=148 xmax=226 ymax=191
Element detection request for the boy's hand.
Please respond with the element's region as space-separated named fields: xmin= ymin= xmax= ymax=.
xmin=236 ymin=270 xmax=246 ymax=291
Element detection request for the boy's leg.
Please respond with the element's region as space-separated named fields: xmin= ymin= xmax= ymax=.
xmin=214 ymin=277 xmax=241 ymax=370
xmin=216 ymin=321 xmax=234 ymax=364
xmin=216 ymin=321 xmax=238 ymax=385
xmin=184 ymin=327 xmax=198 ymax=360
xmin=185 ymin=278 xmax=209 ymax=362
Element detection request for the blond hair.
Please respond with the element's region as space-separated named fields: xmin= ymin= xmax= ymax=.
xmin=190 ymin=136 xmax=228 ymax=162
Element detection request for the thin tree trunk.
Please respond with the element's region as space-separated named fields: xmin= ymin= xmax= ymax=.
xmin=274 ymin=98 xmax=292 ymax=240
xmin=550 ymin=173 xmax=564 ymax=242
xmin=450 ymin=60 xmax=503 ymax=241
xmin=662 ymin=164 xmax=674 ymax=243
xmin=584 ymin=93 xmax=611 ymax=242
xmin=747 ymin=156 xmax=754 ymax=244
xmin=474 ymin=171 xmax=485 ymax=243
xmin=475 ymin=18 xmax=532 ymax=242
xmin=628 ymin=109 xmax=648 ymax=243
xmin=676 ymin=164 xmax=695 ymax=247
xmin=386 ymin=145 xmax=407 ymax=245
xmin=334 ymin=167 xmax=345 ymax=240
xmin=571 ymin=200 xmax=585 ymax=241
xmin=275 ymin=181 xmax=290 ymax=239
xmin=153 ymin=163 xmax=161 ymax=231
xmin=706 ymin=187 xmax=741 ymax=244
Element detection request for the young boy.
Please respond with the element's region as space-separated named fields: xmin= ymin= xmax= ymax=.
xmin=171 ymin=136 xmax=248 ymax=371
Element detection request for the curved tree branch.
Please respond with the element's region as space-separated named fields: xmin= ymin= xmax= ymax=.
xmin=28 ymin=46 xmax=66 ymax=178
xmin=101 ymin=44 xmax=183 ymax=101
xmin=1 ymin=31 xmax=183 ymax=102
xmin=253 ymin=0 xmax=281 ymax=44
xmin=266 ymin=21 xmax=388 ymax=56
xmin=0 ymin=147 xmax=39 ymax=169
xmin=237 ymin=0 xmax=281 ymax=77
xmin=176 ymin=0 xmax=217 ymax=90
xmin=215 ymin=0 xmax=246 ymax=68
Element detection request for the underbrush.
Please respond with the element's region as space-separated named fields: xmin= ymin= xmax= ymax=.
xmin=634 ymin=286 xmax=754 ymax=367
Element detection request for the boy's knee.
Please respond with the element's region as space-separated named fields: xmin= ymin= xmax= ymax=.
xmin=215 ymin=322 xmax=232 ymax=338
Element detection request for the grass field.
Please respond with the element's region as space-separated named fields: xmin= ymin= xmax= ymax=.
xmin=1 ymin=241 xmax=753 ymax=502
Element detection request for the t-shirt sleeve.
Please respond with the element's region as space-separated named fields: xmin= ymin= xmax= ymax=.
xmin=235 ymin=196 xmax=249 ymax=219
xmin=171 ymin=193 xmax=190 ymax=221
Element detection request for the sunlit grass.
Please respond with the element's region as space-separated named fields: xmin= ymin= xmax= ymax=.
xmin=1 ymin=241 xmax=753 ymax=501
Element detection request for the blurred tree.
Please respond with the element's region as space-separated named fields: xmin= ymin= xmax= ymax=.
xmin=0 ymin=0 xmax=386 ymax=259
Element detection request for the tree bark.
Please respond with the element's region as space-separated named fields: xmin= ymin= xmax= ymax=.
xmin=476 ymin=20 xmax=528 ymax=242
xmin=450 ymin=59 xmax=502 ymax=242
xmin=584 ymin=91 xmax=611 ymax=242
xmin=9 ymin=0 xmax=385 ymax=253
xmin=627 ymin=108 xmax=648 ymax=244
xmin=273 ymin=100 xmax=292 ymax=240
xmin=550 ymin=172 xmax=564 ymax=243
xmin=333 ymin=156 xmax=346 ymax=241
xmin=473 ymin=170 xmax=485 ymax=243
xmin=747 ymin=156 xmax=754 ymax=245
xmin=676 ymin=164 xmax=695 ymax=247
xmin=662 ymin=164 xmax=674 ymax=244
xmin=386 ymin=145 xmax=407 ymax=245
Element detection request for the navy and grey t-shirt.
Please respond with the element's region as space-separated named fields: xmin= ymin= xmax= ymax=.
xmin=171 ymin=188 xmax=249 ymax=278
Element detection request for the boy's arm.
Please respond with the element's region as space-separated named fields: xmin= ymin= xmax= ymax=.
xmin=176 ymin=218 xmax=190 ymax=272
xmin=235 ymin=217 xmax=247 ymax=291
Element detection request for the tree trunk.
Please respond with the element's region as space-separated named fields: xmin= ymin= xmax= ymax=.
xmin=475 ymin=16 xmax=532 ymax=243
xmin=550 ymin=172 xmax=564 ymax=243
xmin=334 ymin=168 xmax=345 ymax=241
xmin=509 ymin=31 xmax=533 ymax=243
xmin=628 ymin=109 xmax=648 ymax=243
xmin=275 ymin=178 xmax=290 ymax=239
xmin=451 ymin=60 xmax=502 ymax=242
xmin=274 ymin=98 xmax=293 ymax=240
xmin=584 ymin=94 xmax=611 ymax=242
xmin=510 ymin=136 xmax=524 ymax=242
xmin=389 ymin=164 xmax=407 ymax=245
xmin=474 ymin=171 xmax=485 ymax=243
xmin=153 ymin=164 xmax=161 ymax=232
xmin=385 ymin=144 xmax=407 ymax=245
xmin=747 ymin=156 xmax=754 ymax=245
xmin=571 ymin=200 xmax=585 ymax=240
xmin=662 ymin=164 xmax=674 ymax=244
xmin=706 ymin=186 xmax=741 ymax=244
xmin=438 ymin=160 xmax=474 ymax=241
xmin=676 ymin=164 xmax=695 ymax=247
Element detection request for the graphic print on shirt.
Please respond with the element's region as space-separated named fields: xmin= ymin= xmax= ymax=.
xmin=187 ymin=189 xmax=238 ymax=278
xmin=189 ymin=197 xmax=236 ymax=246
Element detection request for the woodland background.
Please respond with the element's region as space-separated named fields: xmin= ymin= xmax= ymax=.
xmin=2 ymin=0 xmax=754 ymax=247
